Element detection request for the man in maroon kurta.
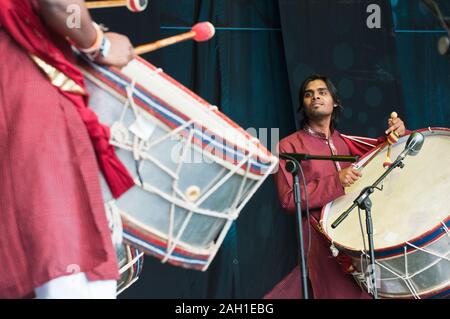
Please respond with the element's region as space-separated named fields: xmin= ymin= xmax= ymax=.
xmin=0 ymin=0 xmax=135 ymax=298
xmin=265 ymin=74 xmax=406 ymax=299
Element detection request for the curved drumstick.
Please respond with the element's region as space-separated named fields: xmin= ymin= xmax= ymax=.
xmin=383 ymin=112 xmax=399 ymax=168
xmin=134 ymin=22 xmax=216 ymax=55
xmin=86 ymin=0 xmax=148 ymax=12
xmin=387 ymin=112 xmax=399 ymax=143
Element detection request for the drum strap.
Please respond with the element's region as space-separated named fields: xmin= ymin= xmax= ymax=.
xmin=30 ymin=55 xmax=86 ymax=95
xmin=309 ymin=214 xmax=325 ymax=236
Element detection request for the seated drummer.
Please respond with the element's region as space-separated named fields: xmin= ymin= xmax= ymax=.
xmin=0 ymin=0 xmax=135 ymax=298
xmin=265 ymin=74 xmax=408 ymax=299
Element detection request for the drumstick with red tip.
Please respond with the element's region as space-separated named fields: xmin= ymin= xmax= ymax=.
xmin=85 ymin=0 xmax=148 ymax=12
xmin=134 ymin=22 xmax=216 ymax=55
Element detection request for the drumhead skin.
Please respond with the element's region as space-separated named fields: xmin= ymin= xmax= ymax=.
xmin=321 ymin=128 xmax=450 ymax=298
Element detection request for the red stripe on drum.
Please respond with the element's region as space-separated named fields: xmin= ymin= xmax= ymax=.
xmin=136 ymin=57 xmax=273 ymax=158
xmin=83 ymin=60 xmax=269 ymax=175
xmin=123 ymin=222 xmax=211 ymax=260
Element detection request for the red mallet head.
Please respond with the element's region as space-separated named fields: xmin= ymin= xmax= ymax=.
xmin=383 ymin=161 xmax=393 ymax=168
xmin=191 ymin=22 xmax=216 ymax=42
xmin=127 ymin=0 xmax=148 ymax=12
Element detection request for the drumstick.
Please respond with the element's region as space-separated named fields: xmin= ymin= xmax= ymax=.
xmin=383 ymin=112 xmax=399 ymax=168
xmin=134 ymin=22 xmax=216 ymax=55
xmin=85 ymin=0 xmax=148 ymax=12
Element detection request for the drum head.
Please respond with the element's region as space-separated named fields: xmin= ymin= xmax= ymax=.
xmin=322 ymin=129 xmax=450 ymax=252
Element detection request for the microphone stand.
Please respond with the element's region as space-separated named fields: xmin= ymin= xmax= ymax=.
xmin=279 ymin=153 xmax=358 ymax=299
xmin=420 ymin=0 xmax=450 ymax=55
xmin=331 ymin=156 xmax=406 ymax=299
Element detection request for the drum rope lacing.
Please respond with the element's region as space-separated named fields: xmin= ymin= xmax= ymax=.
xmin=353 ymin=220 xmax=450 ymax=299
xmin=330 ymin=129 xmax=450 ymax=298
xmin=117 ymin=246 xmax=144 ymax=296
xmin=118 ymin=249 xmax=144 ymax=276
xmin=355 ymin=250 xmax=420 ymax=299
xmin=108 ymin=80 xmax=264 ymax=269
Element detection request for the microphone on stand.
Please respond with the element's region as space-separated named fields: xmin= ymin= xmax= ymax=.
xmin=420 ymin=0 xmax=450 ymax=55
xmin=395 ymin=132 xmax=425 ymax=161
xmin=331 ymin=132 xmax=425 ymax=230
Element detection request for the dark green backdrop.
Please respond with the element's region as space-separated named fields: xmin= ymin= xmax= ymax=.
xmin=90 ymin=0 xmax=449 ymax=299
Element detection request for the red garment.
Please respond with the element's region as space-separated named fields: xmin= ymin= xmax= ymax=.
xmin=0 ymin=25 xmax=118 ymax=298
xmin=266 ymin=126 xmax=379 ymax=299
xmin=0 ymin=0 xmax=133 ymax=198
xmin=341 ymin=134 xmax=383 ymax=157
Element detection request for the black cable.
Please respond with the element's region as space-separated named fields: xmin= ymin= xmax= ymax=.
xmin=297 ymin=163 xmax=312 ymax=258
xmin=421 ymin=0 xmax=450 ymax=33
xmin=357 ymin=206 xmax=369 ymax=270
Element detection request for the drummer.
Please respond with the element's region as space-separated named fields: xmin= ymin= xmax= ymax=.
xmin=0 ymin=0 xmax=135 ymax=298
xmin=265 ymin=74 xmax=407 ymax=299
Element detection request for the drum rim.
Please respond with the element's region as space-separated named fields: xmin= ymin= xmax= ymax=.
xmin=123 ymin=219 xmax=212 ymax=257
xmin=320 ymin=127 xmax=450 ymax=259
xmin=135 ymin=56 xmax=276 ymax=164
xmin=377 ymin=278 xmax=450 ymax=299
xmin=78 ymin=56 xmax=277 ymax=177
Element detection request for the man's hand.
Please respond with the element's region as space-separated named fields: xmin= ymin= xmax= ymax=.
xmin=385 ymin=116 xmax=406 ymax=137
xmin=37 ymin=1 xmax=136 ymax=69
xmin=94 ymin=32 xmax=136 ymax=69
xmin=338 ymin=166 xmax=362 ymax=188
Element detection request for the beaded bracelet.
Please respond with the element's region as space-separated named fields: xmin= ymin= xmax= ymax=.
xmin=79 ymin=22 xmax=111 ymax=61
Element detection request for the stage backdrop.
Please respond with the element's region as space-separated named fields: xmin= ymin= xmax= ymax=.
xmin=391 ymin=0 xmax=450 ymax=129
xmin=92 ymin=0 xmax=299 ymax=298
xmin=278 ymin=0 xmax=407 ymax=136
xmin=89 ymin=0 xmax=449 ymax=299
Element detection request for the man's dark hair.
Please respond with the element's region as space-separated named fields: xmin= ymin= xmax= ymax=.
xmin=297 ymin=74 xmax=343 ymax=129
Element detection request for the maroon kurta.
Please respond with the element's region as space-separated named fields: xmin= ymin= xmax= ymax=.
xmin=265 ymin=126 xmax=371 ymax=299
xmin=0 ymin=28 xmax=118 ymax=298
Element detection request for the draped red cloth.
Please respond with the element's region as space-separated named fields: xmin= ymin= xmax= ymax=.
xmin=341 ymin=134 xmax=384 ymax=157
xmin=0 ymin=0 xmax=134 ymax=198
xmin=0 ymin=27 xmax=120 ymax=298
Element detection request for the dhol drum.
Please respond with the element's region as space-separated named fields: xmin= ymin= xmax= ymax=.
xmin=105 ymin=197 xmax=144 ymax=295
xmin=321 ymin=128 xmax=450 ymax=299
xmin=78 ymin=56 xmax=278 ymax=271
xmin=116 ymin=244 xmax=144 ymax=295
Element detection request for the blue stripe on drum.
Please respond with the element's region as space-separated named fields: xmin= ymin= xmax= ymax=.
xmin=430 ymin=287 xmax=450 ymax=299
xmin=374 ymin=219 xmax=450 ymax=259
xmin=123 ymin=232 xmax=208 ymax=266
xmin=132 ymin=248 xmax=144 ymax=275
xmin=343 ymin=219 xmax=450 ymax=259
xmin=88 ymin=62 xmax=271 ymax=174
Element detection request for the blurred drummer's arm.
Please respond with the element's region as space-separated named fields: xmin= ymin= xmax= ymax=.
xmin=37 ymin=0 xmax=97 ymax=49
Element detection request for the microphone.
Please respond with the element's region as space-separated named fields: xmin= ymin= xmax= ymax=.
xmin=420 ymin=0 xmax=450 ymax=55
xmin=420 ymin=0 xmax=440 ymax=18
xmin=396 ymin=132 xmax=425 ymax=161
xmin=331 ymin=132 xmax=425 ymax=230
xmin=438 ymin=36 xmax=450 ymax=55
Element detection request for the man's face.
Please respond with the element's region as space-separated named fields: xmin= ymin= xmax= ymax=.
xmin=302 ymin=79 xmax=335 ymax=121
